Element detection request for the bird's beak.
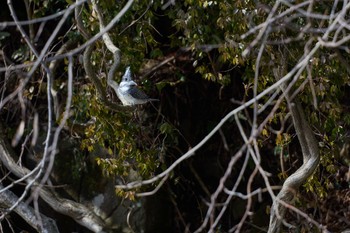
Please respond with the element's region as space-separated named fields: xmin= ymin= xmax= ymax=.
xmin=130 ymin=80 xmax=138 ymax=86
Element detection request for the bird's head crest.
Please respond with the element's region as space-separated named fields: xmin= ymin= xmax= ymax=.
xmin=122 ymin=66 xmax=132 ymax=82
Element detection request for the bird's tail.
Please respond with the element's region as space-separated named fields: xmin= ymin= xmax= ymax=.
xmin=148 ymin=98 xmax=159 ymax=102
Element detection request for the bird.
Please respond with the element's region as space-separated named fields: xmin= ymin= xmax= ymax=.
xmin=116 ymin=66 xmax=158 ymax=106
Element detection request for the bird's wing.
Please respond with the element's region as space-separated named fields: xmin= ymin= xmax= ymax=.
xmin=128 ymin=86 xmax=151 ymax=100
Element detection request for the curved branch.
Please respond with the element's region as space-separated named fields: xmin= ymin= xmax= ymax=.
xmin=90 ymin=0 xmax=126 ymax=104
xmin=82 ymin=41 xmax=107 ymax=101
xmin=268 ymin=102 xmax=320 ymax=233
xmin=75 ymin=0 xmax=131 ymax=111
xmin=268 ymin=50 xmax=320 ymax=233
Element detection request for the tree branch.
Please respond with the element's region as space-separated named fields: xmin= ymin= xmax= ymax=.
xmin=268 ymin=49 xmax=320 ymax=233
xmin=75 ymin=0 xmax=132 ymax=111
xmin=0 ymin=184 xmax=59 ymax=233
xmin=90 ymin=0 xmax=131 ymax=105
xmin=0 ymin=123 xmax=108 ymax=233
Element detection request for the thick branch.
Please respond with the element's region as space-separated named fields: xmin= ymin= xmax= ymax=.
xmin=0 ymin=184 xmax=59 ymax=233
xmin=268 ymin=52 xmax=320 ymax=232
xmin=39 ymin=188 xmax=107 ymax=233
xmin=0 ymin=123 xmax=107 ymax=233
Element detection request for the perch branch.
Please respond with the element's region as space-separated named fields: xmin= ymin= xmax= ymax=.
xmin=90 ymin=0 xmax=129 ymax=103
xmin=76 ymin=0 xmax=134 ymax=110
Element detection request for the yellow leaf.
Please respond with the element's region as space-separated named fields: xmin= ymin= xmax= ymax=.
xmin=262 ymin=128 xmax=269 ymax=137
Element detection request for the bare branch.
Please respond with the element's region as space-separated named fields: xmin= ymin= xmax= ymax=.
xmin=0 ymin=184 xmax=59 ymax=233
xmin=268 ymin=47 xmax=320 ymax=233
xmin=0 ymin=0 xmax=87 ymax=110
xmin=0 ymin=7 xmax=70 ymax=27
xmin=0 ymin=123 xmax=107 ymax=232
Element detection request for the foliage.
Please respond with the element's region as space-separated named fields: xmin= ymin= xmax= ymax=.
xmin=70 ymin=82 xmax=160 ymax=180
